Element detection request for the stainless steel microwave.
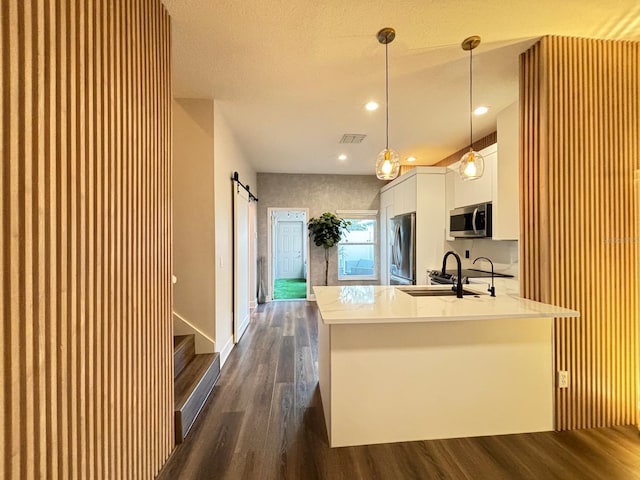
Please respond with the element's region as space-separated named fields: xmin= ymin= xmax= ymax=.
xmin=449 ymin=203 xmax=492 ymax=238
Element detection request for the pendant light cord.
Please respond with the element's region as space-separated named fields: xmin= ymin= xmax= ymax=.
xmin=385 ymin=40 xmax=389 ymax=151
xmin=469 ymin=46 xmax=473 ymax=151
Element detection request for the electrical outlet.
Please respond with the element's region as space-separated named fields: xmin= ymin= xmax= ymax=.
xmin=557 ymin=371 xmax=569 ymax=388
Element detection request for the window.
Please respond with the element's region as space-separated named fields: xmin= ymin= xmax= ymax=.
xmin=337 ymin=211 xmax=377 ymax=281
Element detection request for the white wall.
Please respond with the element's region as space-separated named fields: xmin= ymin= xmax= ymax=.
xmin=173 ymin=99 xmax=257 ymax=362
xmin=214 ymin=101 xmax=257 ymax=364
xmin=257 ymin=174 xmax=386 ymax=289
xmin=173 ymin=99 xmax=216 ymax=352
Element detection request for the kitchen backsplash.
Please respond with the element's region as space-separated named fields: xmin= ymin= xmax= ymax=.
xmin=443 ymin=238 xmax=519 ymax=294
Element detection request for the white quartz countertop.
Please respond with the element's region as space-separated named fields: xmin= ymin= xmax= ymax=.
xmin=313 ymin=285 xmax=580 ymax=325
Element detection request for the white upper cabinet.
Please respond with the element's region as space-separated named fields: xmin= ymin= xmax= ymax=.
xmin=452 ymin=144 xmax=496 ymax=208
xmin=393 ymin=174 xmax=417 ymax=216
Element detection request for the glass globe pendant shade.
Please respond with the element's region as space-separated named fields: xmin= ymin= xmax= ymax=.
xmin=376 ymin=148 xmax=400 ymax=180
xmin=459 ymin=149 xmax=485 ymax=181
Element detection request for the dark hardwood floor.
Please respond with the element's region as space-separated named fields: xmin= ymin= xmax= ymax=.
xmin=158 ymin=301 xmax=640 ymax=480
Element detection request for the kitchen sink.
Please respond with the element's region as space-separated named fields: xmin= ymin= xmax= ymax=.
xmin=397 ymin=288 xmax=480 ymax=297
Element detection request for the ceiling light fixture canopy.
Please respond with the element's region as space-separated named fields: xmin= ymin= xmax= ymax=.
xmin=375 ymin=27 xmax=400 ymax=181
xmin=459 ymin=35 xmax=484 ymax=181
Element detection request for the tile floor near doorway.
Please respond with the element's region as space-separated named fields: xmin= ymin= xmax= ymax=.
xmin=158 ymin=301 xmax=640 ymax=480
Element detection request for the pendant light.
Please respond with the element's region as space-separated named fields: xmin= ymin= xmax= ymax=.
xmin=375 ymin=27 xmax=400 ymax=180
xmin=459 ymin=35 xmax=484 ymax=181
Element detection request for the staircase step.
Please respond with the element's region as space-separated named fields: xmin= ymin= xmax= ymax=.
xmin=173 ymin=335 xmax=195 ymax=379
xmin=174 ymin=352 xmax=220 ymax=444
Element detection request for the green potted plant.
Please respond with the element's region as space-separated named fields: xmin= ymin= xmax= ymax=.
xmin=308 ymin=212 xmax=351 ymax=286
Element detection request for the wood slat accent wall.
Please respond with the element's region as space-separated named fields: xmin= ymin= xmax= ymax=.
xmin=520 ymin=36 xmax=640 ymax=430
xmin=399 ymin=132 xmax=497 ymax=176
xmin=433 ymin=131 xmax=497 ymax=167
xmin=1 ymin=1 xmax=173 ymax=478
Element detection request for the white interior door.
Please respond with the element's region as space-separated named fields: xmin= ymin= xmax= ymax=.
xmin=233 ymin=187 xmax=250 ymax=343
xmin=249 ymin=201 xmax=257 ymax=308
xmin=276 ymin=220 xmax=304 ymax=279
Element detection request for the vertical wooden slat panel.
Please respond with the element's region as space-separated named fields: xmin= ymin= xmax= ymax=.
xmin=45 ymin=2 xmax=58 ymax=477
xmin=57 ymin=1 xmax=70 ymax=476
xmin=76 ymin=1 xmax=86 ymax=476
xmin=1 ymin=1 xmax=173 ymax=478
xmin=140 ymin=2 xmax=150 ymax=475
xmin=9 ymin=2 xmax=21 ymax=478
xmin=93 ymin=1 xmax=104 ymax=476
xmin=34 ymin=0 xmax=46 ymax=476
xmin=121 ymin=0 xmax=130 ymax=473
xmin=85 ymin=0 xmax=95 ymax=476
xmin=22 ymin=1 xmax=36 ymax=476
xmin=0 ymin=3 xmax=6 ymax=478
xmin=106 ymin=2 xmax=116 ymax=476
xmin=521 ymin=35 xmax=640 ymax=431
xmin=132 ymin=0 xmax=140 ymax=476
xmin=114 ymin=1 xmax=123 ymax=475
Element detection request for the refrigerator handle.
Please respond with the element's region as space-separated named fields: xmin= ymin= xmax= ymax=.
xmin=397 ymin=224 xmax=403 ymax=268
xmin=409 ymin=213 xmax=416 ymax=279
xmin=392 ymin=224 xmax=397 ymax=267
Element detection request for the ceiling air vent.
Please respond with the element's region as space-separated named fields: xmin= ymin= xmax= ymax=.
xmin=339 ymin=133 xmax=367 ymax=144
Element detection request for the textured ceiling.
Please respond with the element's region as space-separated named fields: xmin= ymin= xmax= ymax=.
xmin=162 ymin=0 xmax=640 ymax=174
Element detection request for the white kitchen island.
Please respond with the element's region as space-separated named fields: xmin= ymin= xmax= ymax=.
xmin=314 ymin=285 xmax=579 ymax=448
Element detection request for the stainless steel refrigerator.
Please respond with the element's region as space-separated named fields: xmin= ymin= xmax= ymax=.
xmin=389 ymin=212 xmax=416 ymax=285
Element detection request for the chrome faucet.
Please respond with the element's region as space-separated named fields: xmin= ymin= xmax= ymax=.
xmin=441 ymin=251 xmax=463 ymax=298
xmin=473 ymin=256 xmax=496 ymax=297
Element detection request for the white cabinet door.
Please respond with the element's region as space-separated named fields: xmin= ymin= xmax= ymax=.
xmin=453 ymin=144 xmax=496 ymax=208
xmin=394 ymin=175 xmax=417 ymax=215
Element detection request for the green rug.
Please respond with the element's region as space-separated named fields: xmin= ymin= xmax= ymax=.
xmin=273 ymin=278 xmax=307 ymax=300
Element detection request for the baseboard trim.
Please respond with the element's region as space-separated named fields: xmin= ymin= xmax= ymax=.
xmin=235 ymin=314 xmax=250 ymax=344
xmin=307 ymin=294 xmax=316 ymax=302
xmin=219 ymin=336 xmax=234 ymax=368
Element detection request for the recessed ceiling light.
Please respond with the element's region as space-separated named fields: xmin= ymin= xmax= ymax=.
xmin=338 ymin=154 xmax=347 ymax=161
xmin=474 ymin=106 xmax=489 ymax=116
xmin=407 ymin=156 xmax=416 ymax=162
xmin=365 ymin=101 xmax=379 ymax=111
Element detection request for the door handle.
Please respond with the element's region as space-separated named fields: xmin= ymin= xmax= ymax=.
xmin=472 ymin=208 xmax=479 ymax=234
